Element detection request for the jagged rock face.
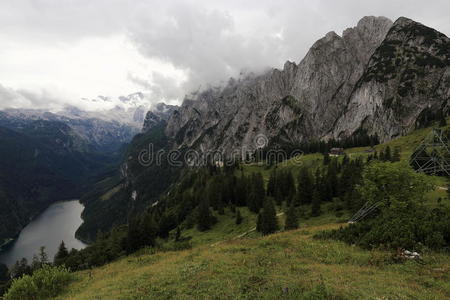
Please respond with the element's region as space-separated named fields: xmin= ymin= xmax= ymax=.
xmin=165 ymin=16 xmax=395 ymax=153
xmin=142 ymin=102 xmax=178 ymax=132
xmin=290 ymin=17 xmax=393 ymax=137
xmin=332 ymin=17 xmax=450 ymax=141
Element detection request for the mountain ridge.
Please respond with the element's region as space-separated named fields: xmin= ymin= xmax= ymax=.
xmin=158 ymin=16 xmax=448 ymax=155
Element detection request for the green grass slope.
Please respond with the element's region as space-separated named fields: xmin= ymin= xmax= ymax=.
xmin=56 ymin=220 xmax=449 ymax=299
xmin=53 ymin=121 xmax=450 ymax=299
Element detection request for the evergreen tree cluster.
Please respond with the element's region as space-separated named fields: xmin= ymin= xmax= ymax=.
xmin=367 ymin=146 xmax=401 ymax=163
xmin=0 ymin=263 xmax=8 ymax=295
xmin=267 ymin=169 xmax=296 ymax=205
xmin=259 ymin=130 xmax=379 ymax=164
xmin=415 ymin=108 xmax=448 ymax=129
xmin=295 ymin=156 xmax=366 ymax=216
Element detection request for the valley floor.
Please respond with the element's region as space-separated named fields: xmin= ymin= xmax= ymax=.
xmin=55 ymin=220 xmax=450 ymax=299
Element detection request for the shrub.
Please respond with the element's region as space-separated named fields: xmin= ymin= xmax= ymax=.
xmin=4 ymin=265 xmax=73 ymax=300
xmin=315 ymin=162 xmax=450 ymax=251
xmin=160 ymin=241 xmax=192 ymax=252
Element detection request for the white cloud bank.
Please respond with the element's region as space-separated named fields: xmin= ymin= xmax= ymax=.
xmin=0 ymin=0 xmax=448 ymax=110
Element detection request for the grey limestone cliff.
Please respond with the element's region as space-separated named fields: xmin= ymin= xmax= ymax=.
xmin=164 ymin=16 xmax=401 ymax=153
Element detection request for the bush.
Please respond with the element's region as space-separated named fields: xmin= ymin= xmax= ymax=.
xmin=316 ymin=162 xmax=450 ymax=251
xmin=4 ymin=265 xmax=73 ymax=300
xmin=318 ymin=198 xmax=450 ymax=251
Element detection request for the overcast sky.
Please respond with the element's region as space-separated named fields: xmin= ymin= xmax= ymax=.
xmin=0 ymin=0 xmax=449 ymax=111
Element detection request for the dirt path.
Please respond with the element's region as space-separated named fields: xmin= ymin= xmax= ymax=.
xmin=211 ymin=212 xmax=284 ymax=247
xmin=437 ymin=186 xmax=448 ymax=191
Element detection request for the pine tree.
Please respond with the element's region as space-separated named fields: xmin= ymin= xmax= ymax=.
xmin=30 ymin=254 xmax=40 ymax=271
xmin=10 ymin=258 xmax=31 ymax=279
xmin=392 ymin=147 xmax=401 ymax=162
xmin=284 ymin=201 xmax=299 ymax=230
xmin=158 ymin=212 xmax=176 ymax=239
xmin=0 ymin=263 xmax=9 ymax=282
xmin=339 ymin=163 xmax=352 ymax=197
xmin=38 ymin=246 xmax=48 ymax=265
xmin=247 ymin=190 xmax=260 ymax=213
xmin=379 ymin=149 xmax=385 ymax=161
xmin=373 ymin=151 xmax=379 ymax=160
xmin=217 ymin=199 xmax=225 ymax=215
xmin=126 ymin=218 xmax=143 ymax=253
xmin=175 ymin=227 xmax=181 ymax=242
xmin=235 ymin=209 xmax=243 ymax=225
xmin=247 ymin=172 xmax=265 ymax=212
xmin=256 ymin=198 xmax=279 ymax=235
xmin=197 ymin=198 xmax=214 ymax=231
xmin=439 ymin=111 xmax=447 ymax=127
xmin=275 ymin=188 xmax=283 ymax=206
xmin=311 ymin=187 xmax=321 ymax=217
xmin=296 ymin=167 xmax=313 ymax=205
xmin=323 ymin=152 xmax=330 ymax=165
xmin=253 ymin=172 xmax=266 ymax=202
xmin=54 ymin=241 xmax=69 ymax=266
xmin=284 ymin=170 xmax=296 ymax=201
xmin=142 ymin=212 xmax=158 ymax=246
xmin=235 ymin=175 xmax=248 ymax=206
xmin=267 ymin=169 xmax=277 ymax=197
xmin=256 ymin=212 xmax=263 ymax=232
xmin=326 ymin=159 xmax=339 ymax=197
xmin=206 ymin=179 xmax=221 ymax=211
xmin=384 ymin=146 xmax=392 ymax=162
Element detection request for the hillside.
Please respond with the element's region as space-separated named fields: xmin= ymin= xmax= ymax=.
xmin=0 ymin=119 xmax=126 ymax=247
xmin=0 ymin=126 xmax=76 ymax=247
xmin=45 ymin=120 xmax=450 ymax=300
xmin=55 ymin=222 xmax=449 ymax=299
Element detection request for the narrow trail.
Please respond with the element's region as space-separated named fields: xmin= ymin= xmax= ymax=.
xmin=437 ymin=186 xmax=448 ymax=191
xmin=210 ymin=212 xmax=284 ymax=247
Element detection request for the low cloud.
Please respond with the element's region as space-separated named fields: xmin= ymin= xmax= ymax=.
xmin=0 ymin=0 xmax=449 ymax=110
xmin=0 ymin=84 xmax=97 ymax=111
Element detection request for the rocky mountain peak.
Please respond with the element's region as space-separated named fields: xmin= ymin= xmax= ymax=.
xmin=355 ymin=16 xmax=393 ymax=31
xmin=325 ymin=31 xmax=340 ymax=41
xmin=161 ymin=16 xmax=447 ymax=156
xmin=142 ymin=103 xmax=178 ymax=133
xmin=393 ymin=16 xmax=417 ymax=27
xmin=331 ymin=16 xmax=449 ymax=141
xmin=283 ymin=60 xmax=297 ymax=72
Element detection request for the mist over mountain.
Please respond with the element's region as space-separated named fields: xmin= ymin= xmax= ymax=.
xmin=74 ymin=16 xmax=449 ymax=240
xmin=163 ymin=16 xmax=448 ymax=155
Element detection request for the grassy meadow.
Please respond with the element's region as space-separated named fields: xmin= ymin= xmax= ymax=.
xmin=50 ymin=120 xmax=450 ymax=299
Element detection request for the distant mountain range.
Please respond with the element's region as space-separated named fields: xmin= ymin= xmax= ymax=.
xmin=0 ymin=121 xmax=115 ymax=246
xmin=0 ymin=99 xmax=178 ymax=245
